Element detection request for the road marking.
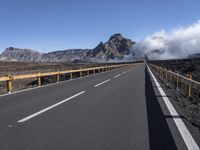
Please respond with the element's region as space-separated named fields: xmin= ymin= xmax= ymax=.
xmin=17 ymin=91 xmax=85 ymax=123
xmin=122 ymin=71 xmax=127 ymax=74
xmin=147 ymin=65 xmax=199 ymax=150
xmin=94 ymin=79 xmax=111 ymax=87
xmin=114 ymin=74 xmax=121 ymax=78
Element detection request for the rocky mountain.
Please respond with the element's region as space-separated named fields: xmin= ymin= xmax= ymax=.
xmin=0 ymin=34 xmax=136 ymax=62
xmin=0 ymin=48 xmax=91 ymax=62
xmin=188 ymin=53 xmax=200 ymax=59
xmin=88 ymin=34 xmax=135 ymax=61
xmin=0 ymin=47 xmax=42 ymax=62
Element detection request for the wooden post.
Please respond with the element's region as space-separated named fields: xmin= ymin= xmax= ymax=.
xmin=70 ymin=73 xmax=73 ymax=79
xmin=159 ymin=68 xmax=161 ymax=76
xmin=165 ymin=68 xmax=167 ymax=79
xmin=162 ymin=69 xmax=164 ymax=78
xmin=170 ymin=72 xmax=172 ymax=85
xmin=56 ymin=74 xmax=60 ymax=82
xmin=6 ymin=77 xmax=13 ymax=93
xmin=157 ymin=67 xmax=159 ymax=75
xmin=37 ymin=77 xmax=41 ymax=86
xmin=80 ymin=71 xmax=82 ymax=77
xmin=188 ymin=74 xmax=192 ymax=97
xmin=176 ymin=72 xmax=179 ymax=90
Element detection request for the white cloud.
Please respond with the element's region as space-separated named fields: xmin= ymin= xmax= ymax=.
xmin=134 ymin=20 xmax=200 ymax=59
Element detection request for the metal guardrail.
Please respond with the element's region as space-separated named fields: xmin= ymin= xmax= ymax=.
xmin=148 ymin=63 xmax=200 ymax=97
xmin=0 ymin=63 xmax=136 ymax=93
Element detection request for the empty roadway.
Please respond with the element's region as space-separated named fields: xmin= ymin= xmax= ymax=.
xmin=0 ymin=64 xmax=199 ymax=150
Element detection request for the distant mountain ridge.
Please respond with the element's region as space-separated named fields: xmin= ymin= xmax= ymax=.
xmin=0 ymin=34 xmax=135 ymax=62
xmin=188 ymin=53 xmax=200 ymax=59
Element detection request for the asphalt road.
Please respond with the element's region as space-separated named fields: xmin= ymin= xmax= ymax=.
xmin=0 ymin=64 xmax=199 ymax=150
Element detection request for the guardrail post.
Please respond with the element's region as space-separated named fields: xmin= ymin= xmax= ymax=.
xmin=70 ymin=73 xmax=73 ymax=79
xmin=80 ymin=71 xmax=82 ymax=77
xmin=159 ymin=67 xmax=161 ymax=76
xmin=56 ymin=74 xmax=60 ymax=82
xmin=165 ymin=68 xmax=167 ymax=79
xmin=37 ymin=77 xmax=41 ymax=86
xmin=169 ymin=70 xmax=172 ymax=85
xmin=157 ymin=67 xmax=159 ymax=75
xmin=6 ymin=75 xmax=13 ymax=93
xmin=162 ymin=69 xmax=164 ymax=78
xmin=188 ymin=74 xmax=192 ymax=97
xmin=176 ymin=72 xmax=179 ymax=90
xmin=184 ymin=74 xmax=192 ymax=97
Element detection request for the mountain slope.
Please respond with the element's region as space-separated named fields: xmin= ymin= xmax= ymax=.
xmin=188 ymin=53 xmax=200 ymax=59
xmin=88 ymin=33 xmax=135 ymax=61
xmin=0 ymin=34 xmax=136 ymax=62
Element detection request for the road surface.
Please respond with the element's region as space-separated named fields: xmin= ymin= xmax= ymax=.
xmin=0 ymin=64 xmax=199 ymax=150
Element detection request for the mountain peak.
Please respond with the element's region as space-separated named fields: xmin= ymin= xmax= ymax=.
xmin=109 ymin=33 xmax=124 ymax=41
xmin=90 ymin=33 xmax=136 ymax=61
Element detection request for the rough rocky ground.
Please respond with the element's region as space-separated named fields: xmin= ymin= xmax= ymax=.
xmin=148 ymin=58 xmax=200 ymax=132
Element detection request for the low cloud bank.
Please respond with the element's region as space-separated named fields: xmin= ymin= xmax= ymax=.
xmin=133 ymin=20 xmax=200 ymax=60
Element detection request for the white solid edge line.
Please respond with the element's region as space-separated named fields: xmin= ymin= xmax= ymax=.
xmin=114 ymin=74 xmax=121 ymax=79
xmin=17 ymin=91 xmax=85 ymax=123
xmin=94 ymin=79 xmax=111 ymax=87
xmin=147 ymin=65 xmax=199 ymax=150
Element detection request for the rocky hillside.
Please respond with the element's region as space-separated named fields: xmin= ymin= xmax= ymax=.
xmin=0 ymin=34 xmax=136 ymax=62
xmin=188 ymin=53 xmax=200 ymax=59
xmin=0 ymin=47 xmax=91 ymax=62
xmin=88 ymin=34 xmax=135 ymax=61
xmin=0 ymin=47 xmax=42 ymax=62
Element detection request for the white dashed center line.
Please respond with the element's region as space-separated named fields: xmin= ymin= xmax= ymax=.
xmin=114 ymin=74 xmax=121 ymax=79
xmin=18 ymin=91 xmax=85 ymax=123
xmin=94 ymin=79 xmax=111 ymax=87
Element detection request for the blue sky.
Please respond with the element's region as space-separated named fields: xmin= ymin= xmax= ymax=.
xmin=0 ymin=0 xmax=199 ymax=53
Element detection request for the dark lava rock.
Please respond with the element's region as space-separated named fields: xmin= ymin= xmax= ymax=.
xmin=188 ymin=53 xmax=200 ymax=59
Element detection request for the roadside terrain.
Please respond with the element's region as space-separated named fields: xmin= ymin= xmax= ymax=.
xmin=148 ymin=58 xmax=200 ymax=82
xmin=148 ymin=58 xmax=200 ymax=132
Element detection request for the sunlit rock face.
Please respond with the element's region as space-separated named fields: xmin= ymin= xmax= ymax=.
xmin=0 ymin=34 xmax=136 ymax=62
